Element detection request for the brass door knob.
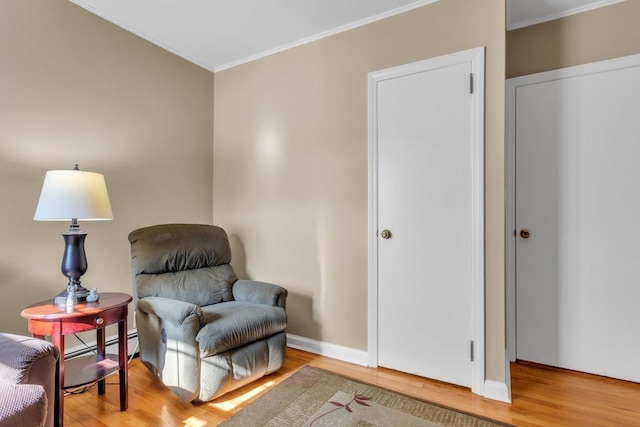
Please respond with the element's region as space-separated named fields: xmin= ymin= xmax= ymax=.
xmin=520 ymin=229 xmax=530 ymax=239
xmin=381 ymin=229 xmax=392 ymax=239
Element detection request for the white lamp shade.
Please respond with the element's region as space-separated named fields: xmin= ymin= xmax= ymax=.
xmin=34 ymin=170 xmax=113 ymax=221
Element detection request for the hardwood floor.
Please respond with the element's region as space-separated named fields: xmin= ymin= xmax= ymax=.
xmin=64 ymin=348 xmax=640 ymax=426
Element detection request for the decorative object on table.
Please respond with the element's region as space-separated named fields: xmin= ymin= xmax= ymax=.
xmin=86 ymin=288 xmax=100 ymax=302
xmin=66 ymin=288 xmax=77 ymax=306
xmin=220 ymin=366 xmax=515 ymax=427
xmin=34 ymin=164 xmax=113 ymax=305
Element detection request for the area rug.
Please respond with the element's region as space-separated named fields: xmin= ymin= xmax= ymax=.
xmin=220 ymin=366 xmax=513 ymax=427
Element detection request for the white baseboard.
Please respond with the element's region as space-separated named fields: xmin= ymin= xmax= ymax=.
xmin=287 ymin=333 xmax=369 ymax=367
xmin=287 ymin=334 xmax=513 ymax=404
xmin=483 ymin=380 xmax=511 ymax=403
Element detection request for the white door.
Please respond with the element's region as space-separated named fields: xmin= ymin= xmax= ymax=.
xmin=370 ymin=49 xmax=484 ymax=390
xmin=512 ymin=55 xmax=640 ymax=381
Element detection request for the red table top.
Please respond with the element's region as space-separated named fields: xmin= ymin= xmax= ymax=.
xmin=21 ymin=292 xmax=132 ymax=321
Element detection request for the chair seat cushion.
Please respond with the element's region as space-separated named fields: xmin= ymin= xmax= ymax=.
xmin=197 ymin=301 xmax=287 ymax=358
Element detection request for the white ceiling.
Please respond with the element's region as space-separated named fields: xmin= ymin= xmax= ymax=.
xmin=507 ymin=0 xmax=625 ymax=30
xmin=69 ymin=0 xmax=625 ymax=72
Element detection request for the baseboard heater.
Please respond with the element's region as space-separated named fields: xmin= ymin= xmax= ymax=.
xmin=65 ymin=330 xmax=139 ymax=360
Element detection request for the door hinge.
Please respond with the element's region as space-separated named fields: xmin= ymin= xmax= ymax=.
xmin=470 ymin=73 xmax=474 ymax=94
xmin=470 ymin=340 xmax=475 ymax=361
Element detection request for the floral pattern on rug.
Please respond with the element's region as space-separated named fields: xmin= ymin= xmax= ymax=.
xmin=308 ymin=393 xmax=372 ymax=426
xmin=303 ymin=391 xmax=441 ymax=426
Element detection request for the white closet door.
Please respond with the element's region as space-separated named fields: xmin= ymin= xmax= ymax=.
xmin=515 ymin=57 xmax=640 ymax=381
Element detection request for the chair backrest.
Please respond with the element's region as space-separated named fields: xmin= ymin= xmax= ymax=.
xmin=128 ymin=224 xmax=237 ymax=307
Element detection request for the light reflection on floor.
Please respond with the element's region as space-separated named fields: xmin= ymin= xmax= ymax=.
xmin=182 ymin=416 xmax=208 ymax=427
xmin=208 ymin=379 xmax=277 ymax=412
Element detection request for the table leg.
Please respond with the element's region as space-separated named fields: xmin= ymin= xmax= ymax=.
xmin=97 ymin=327 xmax=106 ymax=395
xmin=118 ymin=307 xmax=128 ymax=411
xmin=50 ymin=322 xmax=64 ymax=427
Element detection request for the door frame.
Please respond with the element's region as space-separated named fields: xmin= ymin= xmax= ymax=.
xmin=505 ymin=52 xmax=640 ymax=362
xmin=367 ymin=47 xmax=485 ymax=396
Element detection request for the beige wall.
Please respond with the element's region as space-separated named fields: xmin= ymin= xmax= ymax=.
xmin=0 ymin=0 xmax=214 ymax=342
xmin=507 ymin=0 xmax=640 ymax=78
xmin=214 ymin=0 xmax=507 ymax=382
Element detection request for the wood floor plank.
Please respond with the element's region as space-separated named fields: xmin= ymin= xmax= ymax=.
xmin=63 ymin=348 xmax=640 ymax=426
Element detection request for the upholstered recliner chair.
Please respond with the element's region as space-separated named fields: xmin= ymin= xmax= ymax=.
xmin=0 ymin=333 xmax=59 ymax=427
xmin=128 ymin=224 xmax=288 ymax=403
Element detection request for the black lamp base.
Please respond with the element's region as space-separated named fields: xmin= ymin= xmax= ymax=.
xmin=56 ymin=225 xmax=89 ymax=306
xmin=53 ymin=286 xmax=89 ymax=305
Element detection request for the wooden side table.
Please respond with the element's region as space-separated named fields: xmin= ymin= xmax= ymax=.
xmin=21 ymin=292 xmax=132 ymax=427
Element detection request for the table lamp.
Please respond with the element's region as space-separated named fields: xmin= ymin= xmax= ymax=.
xmin=34 ymin=164 xmax=113 ymax=305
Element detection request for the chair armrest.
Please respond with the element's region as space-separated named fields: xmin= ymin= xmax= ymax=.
xmin=0 ymin=334 xmax=59 ymax=386
xmin=135 ymin=295 xmax=202 ymax=403
xmin=0 ymin=334 xmax=58 ymax=427
xmin=137 ymin=296 xmax=204 ymax=327
xmin=232 ymin=280 xmax=288 ymax=309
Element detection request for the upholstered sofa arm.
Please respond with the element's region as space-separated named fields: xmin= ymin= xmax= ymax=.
xmin=232 ymin=280 xmax=288 ymax=309
xmin=0 ymin=334 xmax=59 ymax=387
xmin=137 ymin=296 xmax=204 ymax=327
xmin=0 ymin=334 xmax=59 ymax=427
